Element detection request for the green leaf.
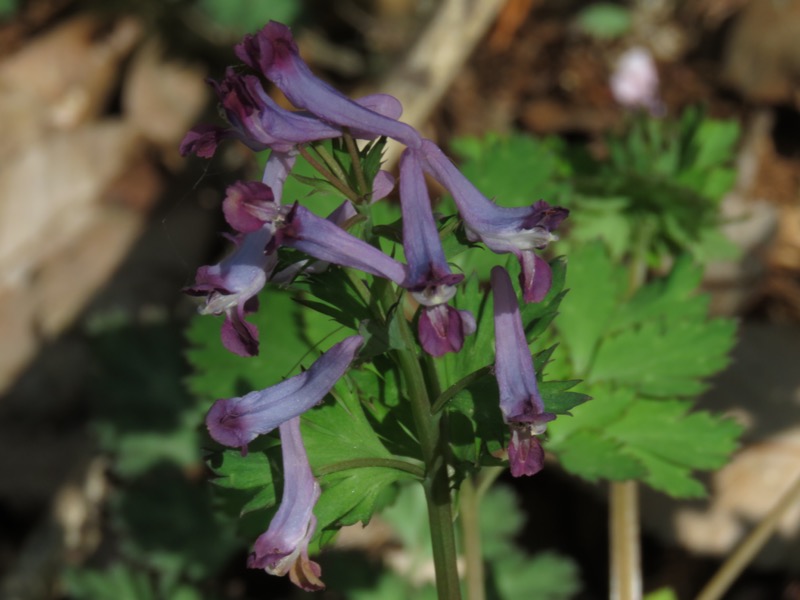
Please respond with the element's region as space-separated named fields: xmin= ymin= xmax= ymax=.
xmin=196 ymin=0 xmax=303 ymax=35
xmin=556 ymin=242 xmax=627 ymax=376
xmin=605 ymin=400 xmax=743 ymax=477
xmin=644 ymin=588 xmax=679 ymax=600
xmin=546 ymin=241 xmax=742 ymax=495
xmin=589 ymin=317 xmax=735 ymax=396
xmin=549 ymin=429 xmax=646 ymax=482
xmin=0 ymin=0 xmax=16 ymax=18
xmin=63 ymin=564 xmax=156 ymax=600
xmin=303 ymin=375 xmax=419 ymax=533
xmin=575 ymin=3 xmax=631 ymax=40
xmin=548 ymin=386 xmax=744 ymax=496
xmin=491 ymin=552 xmax=582 ymax=600
xmin=689 ymin=118 xmax=740 ymax=171
xmin=185 ymin=289 xmax=312 ymax=401
xmin=450 ymin=133 xmax=568 ymax=206
xmin=479 ymin=484 xmax=527 ymax=559
xmin=208 ymin=445 xmax=276 ymax=491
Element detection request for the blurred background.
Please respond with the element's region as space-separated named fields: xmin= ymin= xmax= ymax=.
xmin=0 ymin=0 xmax=799 ymax=598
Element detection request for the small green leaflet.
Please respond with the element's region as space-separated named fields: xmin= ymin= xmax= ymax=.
xmin=546 ymin=243 xmax=742 ymax=497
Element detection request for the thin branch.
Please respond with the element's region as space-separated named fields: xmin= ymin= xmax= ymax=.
xmin=696 ymin=473 xmax=800 ymax=600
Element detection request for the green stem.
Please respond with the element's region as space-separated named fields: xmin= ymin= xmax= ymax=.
xmin=695 ymin=473 xmax=800 ymax=600
xmin=315 ymin=457 xmax=425 ymax=480
xmin=474 ymin=467 xmax=504 ymax=500
xmin=459 ymin=476 xmax=484 ymax=600
xmin=343 ymin=130 xmax=369 ymax=200
xmin=297 ymin=145 xmax=360 ymax=204
xmin=310 ymin=142 xmax=349 ymax=183
xmin=388 ymin=296 xmax=461 ymax=599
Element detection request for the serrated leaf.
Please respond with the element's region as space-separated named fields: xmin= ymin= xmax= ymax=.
xmin=302 ymin=374 xmax=419 ymax=534
xmin=185 ymin=289 xmax=311 ymax=401
xmin=590 ymin=317 xmax=736 ymax=396
xmin=314 ymin=467 xmax=410 ymax=531
xmin=605 ymin=400 xmax=743 ymax=481
xmin=549 ymin=388 xmax=743 ymax=497
xmin=556 ymin=242 xmax=626 ymax=376
xmin=538 ymin=380 xmax=591 ymax=415
xmin=549 ymin=429 xmax=646 ymax=481
xmin=208 ymin=446 xmax=276 ymax=490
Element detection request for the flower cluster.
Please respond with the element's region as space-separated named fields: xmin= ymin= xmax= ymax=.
xmin=183 ymin=21 xmax=568 ymax=590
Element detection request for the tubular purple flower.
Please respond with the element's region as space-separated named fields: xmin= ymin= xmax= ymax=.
xmin=206 ymin=335 xmax=363 ymax=452
xmin=399 ymin=149 xmax=463 ymax=301
xmin=179 ymin=66 xmax=401 ymax=203
xmin=248 ymin=416 xmax=324 ymax=591
xmin=278 ymin=203 xmax=408 ymax=285
xmin=235 ymin=21 xmax=422 ymax=149
xmin=491 ymin=266 xmax=555 ymax=476
xmin=399 ymin=149 xmax=474 ymax=355
xmin=180 ymin=69 xmax=343 ymax=157
xmin=270 ymin=200 xmax=359 ymax=285
xmin=421 ymin=139 xmax=568 ymax=303
xmin=185 ymin=224 xmax=276 ymax=357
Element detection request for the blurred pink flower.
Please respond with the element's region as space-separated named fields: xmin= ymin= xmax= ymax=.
xmin=610 ymin=46 xmax=664 ymax=116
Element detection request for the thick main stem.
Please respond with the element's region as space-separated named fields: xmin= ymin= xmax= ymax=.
xmin=610 ymin=481 xmax=641 ymax=600
xmin=459 ymin=476 xmax=484 ymax=600
xmin=393 ymin=315 xmax=461 ymax=599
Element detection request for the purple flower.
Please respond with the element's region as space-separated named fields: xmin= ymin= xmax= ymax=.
xmin=421 ymin=140 xmax=568 ymax=303
xmin=180 ymin=67 xmax=402 ymax=204
xmin=270 ymin=200 xmax=358 ymax=285
xmin=222 ymin=180 xmax=281 ymax=233
xmin=185 ymin=223 xmax=276 ymax=357
xmin=206 ymin=335 xmax=363 ymax=453
xmin=491 ymin=266 xmax=555 ymax=476
xmin=235 ymin=21 xmax=422 ymax=149
xmin=278 ymin=203 xmax=408 ymax=285
xmin=399 ymin=149 xmax=473 ymax=355
xmin=180 ymin=68 xmax=343 ymax=157
xmin=418 ymin=304 xmax=476 ymax=357
xmin=248 ymin=416 xmax=324 ymax=591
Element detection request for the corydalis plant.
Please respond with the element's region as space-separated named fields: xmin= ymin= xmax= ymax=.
xmin=183 ymin=20 xmax=577 ymax=596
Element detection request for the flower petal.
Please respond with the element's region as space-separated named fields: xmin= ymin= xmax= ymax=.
xmin=236 ymin=22 xmax=422 ymax=149
xmin=418 ymin=304 xmax=475 ymax=357
xmin=491 ymin=266 xmax=555 ymax=476
xmin=185 ymin=226 xmax=275 ymax=356
xmin=222 ymin=181 xmax=280 ymax=233
xmin=279 ymin=203 xmax=408 ymax=285
xmin=399 ymin=149 xmax=463 ymax=301
xmin=421 ymin=140 xmax=568 ymax=256
xmin=248 ymin=416 xmax=325 ymax=591
xmin=206 ymin=335 xmax=363 ymax=451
